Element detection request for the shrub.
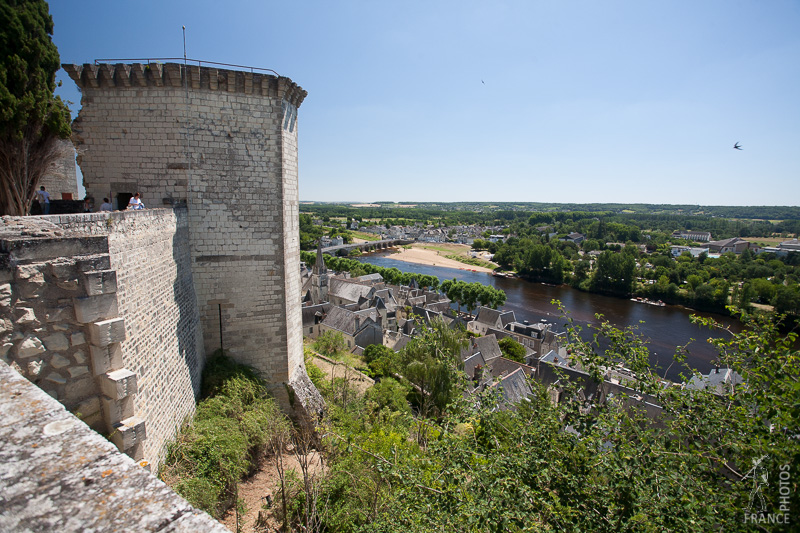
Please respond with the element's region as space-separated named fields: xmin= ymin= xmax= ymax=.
xmin=160 ymin=353 xmax=290 ymax=518
xmin=365 ymin=377 xmax=411 ymax=413
xmin=314 ymin=330 xmax=347 ymax=358
xmin=498 ymin=337 xmax=526 ymax=363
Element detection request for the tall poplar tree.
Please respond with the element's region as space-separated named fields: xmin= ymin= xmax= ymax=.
xmin=0 ymin=0 xmax=71 ymax=215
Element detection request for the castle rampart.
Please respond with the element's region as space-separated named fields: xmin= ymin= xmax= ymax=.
xmin=63 ymin=62 xmax=321 ymax=417
xmin=1 ymin=209 xmax=202 ymax=470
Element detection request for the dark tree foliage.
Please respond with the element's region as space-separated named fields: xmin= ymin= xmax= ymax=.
xmin=591 ymin=250 xmax=636 ymax=296
xmin=0 ymin=0 xmax=71 ymax=215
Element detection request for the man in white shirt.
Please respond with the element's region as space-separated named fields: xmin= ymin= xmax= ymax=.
xmin=127 ymin=192 xmax=145 ymax=210
xmin=36 ymin=186 xmax=50 ymax=214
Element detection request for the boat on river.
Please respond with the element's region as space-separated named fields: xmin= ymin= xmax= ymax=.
xmin=630 ymin=297 xmax=666 ymax=307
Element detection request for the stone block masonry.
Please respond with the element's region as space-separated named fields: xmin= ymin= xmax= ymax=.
xmin=64 ymin=62 xmax=322 ymax=419
xmin=1 ymin=208 xmax=203 ymax=471
xmin=38 ymin=138 xmax=79 ymax=200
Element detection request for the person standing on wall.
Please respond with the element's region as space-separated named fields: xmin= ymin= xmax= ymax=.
xmin=36 ymin=186 xmax=50 ymax=214
xmin=127 ymin=192 xmax=145 ymax=210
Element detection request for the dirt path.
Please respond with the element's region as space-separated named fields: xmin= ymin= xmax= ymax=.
xmin=220 ymin=451 xmax=324 ymax=532
xmin=310 ymin=355 xmax=374 ymax=395
xmin=219 ymin=354 xmax=371 ymax=531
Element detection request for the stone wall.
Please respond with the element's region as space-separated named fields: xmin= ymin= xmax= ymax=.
xmin=39 ymin=138 xmax=79 ymax=200
xmin=63 ymin=62 xmax=322 ymax=417
xmin=1 ymin=209 xmax=203 ymax=471
xmin=1 ymin=217 xmax=110 ymax=436
xmin=0 ymin=358 xmax=227 ymax=532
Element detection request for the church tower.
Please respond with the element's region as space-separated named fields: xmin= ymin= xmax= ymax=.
xmin=311 ymin=241 xmax=329 ymax=304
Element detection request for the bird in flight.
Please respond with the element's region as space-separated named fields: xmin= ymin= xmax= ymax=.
xmin=481 ymin=80 xmax=485 ymax=85
xmin=733 ymin=142 xmax=742 ymax=150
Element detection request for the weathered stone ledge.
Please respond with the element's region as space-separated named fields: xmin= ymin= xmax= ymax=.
xmin=0 ymin=360 xmax=227 ymax=532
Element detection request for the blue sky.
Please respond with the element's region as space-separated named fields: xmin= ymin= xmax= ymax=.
xmin=50 ymin=1 xmax=800 ymax=205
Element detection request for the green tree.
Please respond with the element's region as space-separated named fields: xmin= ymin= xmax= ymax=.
xmin=748 ymin=278 xmax=777 ymax=304
xmin=399 ymin=317 xmax=467 ymax=418
xmin=337 ymin=311 xmax=800 ymax=532
xmin=0 ymin=0 xmax=72 ymax=215
xmin=591 ymin=250 xmax=636 ymax=295
xmin=772 ymin=285 xmax=800 ymax=315
xmin=313 ymin=330 xmax=347 ymax=358
xmin=497 ymin=336 xmax=526 ymax=363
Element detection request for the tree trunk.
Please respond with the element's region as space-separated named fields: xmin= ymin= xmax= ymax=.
xmin=0 ymin=124 xmax=67 ymax=216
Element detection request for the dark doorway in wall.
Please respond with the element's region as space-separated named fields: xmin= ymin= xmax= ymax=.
xmin=117 ymin=192 xmax=132 ymax=211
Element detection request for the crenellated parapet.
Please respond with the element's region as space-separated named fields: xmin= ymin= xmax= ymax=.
xmin=62 ymin=62 xmax=307 ymax=107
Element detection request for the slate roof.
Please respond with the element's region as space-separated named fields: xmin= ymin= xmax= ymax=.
xmin=539 ymin=349 xmax=570 ymax=367
xmin=330 ymin=278 xmax=374 ymax=303
xmin=407 ymin=296 xmax=427 ymax=307
xmin=320 ymin=306 xmax=376 ymax=335
xmin=487 ymin=356 xmax=536 ymax=378
xmin=384 ymin=331 xmax=413 ymax=352
xmin=540 ymin=350 xmax=588 ymax=373
xmin=354 ymin=273 xmax=384 ymax=283
xmin=489 ymin=368 xmax=533 ymax=406
xmin=426 ymin=300 xmax=453 ymax=313
xmin=686 ymin=368 xmax=744 ymax=395
xmin=461 ymin=334 xmax=503 ymax=362
xmin=473 ymin=307 xmax=516 ymax=328
xmin=355 ymin=307 xmax=380 ymax=323
xmin=300 ymin=275 xmax=313 ymax=300
xmin=372 ymin=289 xmax=399 ymax=312
xmin=474 ymin=307 xmax=502 ymax=326
xmin=301 ymin=303 xmax=332 ymax=328
xmin=423 ymin=290 xmax=444 ymax=302
xmin=463 ymin=352 xmax=486 ymax=379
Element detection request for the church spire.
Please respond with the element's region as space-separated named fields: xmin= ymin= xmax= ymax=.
xmin=313 ymin=240 xmax=327 ymax=275
xmin=311 ymin=240 xmax=330 ymax=304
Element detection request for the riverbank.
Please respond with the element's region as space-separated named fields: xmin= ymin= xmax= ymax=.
xmin=358 ymin=253 xmax=747 ymax=381
xmin=378 ymin=243 xmax=496 ymax=273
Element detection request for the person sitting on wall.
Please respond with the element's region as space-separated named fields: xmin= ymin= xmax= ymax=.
xmin=100 ymin=198 xmax=113 ymax=212
xmin=36 ymin=186 xmax=50 ymax=214
xmin=83 ymin=197 xmax=93 ymax=212
xmin=127 ymin=192 xmax=145 ymax=210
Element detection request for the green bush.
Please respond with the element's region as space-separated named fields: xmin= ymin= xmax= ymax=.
xmin=314 ymin=330 xmax=347 ymax=358
xmin=160 ymin=353 xmax=290 ymax=518
xmin=305 ymin=357 xmax=326 ymax=389
xmin=498 ymin=336 xmax=526 ymax=363
xmin=365 ymin=377 xmax=411 ymax=413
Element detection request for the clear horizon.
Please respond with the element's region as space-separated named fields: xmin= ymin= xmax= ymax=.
xmin=51 ymin=1 xmax=800 ymax=206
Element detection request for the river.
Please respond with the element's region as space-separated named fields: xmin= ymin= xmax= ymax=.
xmin=360 ymin=253 xmax=742 ymax=382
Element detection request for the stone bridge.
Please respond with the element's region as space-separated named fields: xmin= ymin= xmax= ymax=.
xmin=322 ymin=239 xmax=413 ymax=256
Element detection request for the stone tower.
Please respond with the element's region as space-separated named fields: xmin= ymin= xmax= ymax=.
xmin=310 ymin=241 xmax=329 ymax=304
xmin=63 ymin=62 xmax=321 ymax=414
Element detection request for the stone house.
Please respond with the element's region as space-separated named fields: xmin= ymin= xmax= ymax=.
xmin=467 ymin=307 xmax=517 ymax=336
xmin=317 ymin=306 xmax=383 ymax=350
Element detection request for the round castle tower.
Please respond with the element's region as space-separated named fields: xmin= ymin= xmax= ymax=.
xmin=63 ymin=62 xmax=321 ymax=415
